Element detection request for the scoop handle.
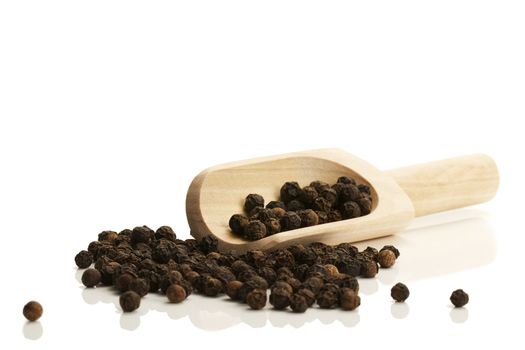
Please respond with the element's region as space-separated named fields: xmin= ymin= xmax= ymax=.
xmin=385 ymin=154 xmax=499 ymax=217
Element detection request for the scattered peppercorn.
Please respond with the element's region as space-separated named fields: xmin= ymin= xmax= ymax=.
xmin=76 ymin=225 xmax=402 ymax=314
xmin=290 ymin=294 xmax=309 ymax=313
xmin=378 ymin=249 xmax=396 ymax=268
xmin=81 ymin=268 xmax=101 ymax=288
xmin=23 ymin=301 xmax=43 ymax=321
xmin=75 ymin=250 xmax=93 ymax=268
xmin=391 ymin=282 xmax=410 ymax=302
xmin=450 ymin=289 xmax=469 ymax=307
xmin=340 ymin=289 xmax=360 ymax=310
xmin=167 ymin=284 xmax=187 ymax=303
xmin=246 ymin=288 xmax=267 ymax=310
xmin=119 ymin=291 xmax=141 ymax=312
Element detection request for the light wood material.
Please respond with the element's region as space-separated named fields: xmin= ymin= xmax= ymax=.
xmin=386 ymin=154 xmax=499 ymax=217
xmin=186 ymin=149 xmax=498 ymax=253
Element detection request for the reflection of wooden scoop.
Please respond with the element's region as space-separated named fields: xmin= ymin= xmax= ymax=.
xmin=186 ymin=149 xmax=499 ymax=253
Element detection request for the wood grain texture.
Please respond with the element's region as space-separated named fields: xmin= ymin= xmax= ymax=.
xmin=186 ymin=149 xmax=415 ymax=253
xmin=386 ymin=154 xmax=499 ymax=217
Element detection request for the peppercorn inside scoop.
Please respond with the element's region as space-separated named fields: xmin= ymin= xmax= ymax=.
xmin=228 ymin=177 xmax=373 ymax=241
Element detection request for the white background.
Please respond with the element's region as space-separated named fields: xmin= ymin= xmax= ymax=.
xmin=1 ymin=1 xmax=524 ymax=349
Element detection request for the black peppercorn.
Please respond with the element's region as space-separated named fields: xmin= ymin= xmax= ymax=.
xmin=320 ymin=188 xmax=338 ymax=207
xmin=269 ymin=287 xmax=291 ymax=310
xmin=129 ymin=278 xmax=150 ymax=297
xmin=75 ymin=250 xmax=93 ymax=269
xmin=298 ymin=209 xmax=319 ymax=227
xmin=280 ymin=211 xmax=302 ymax=231
xmin=155 ymin=225 xmax=177 ymax=241
xmin=286 ymin=199 xmax=306 ymax=212
xmin=391 ymin=282 xmax=410 ymax=302
xmin=226 ymin=280 xmax=243 ymax=300
xmin=119 ymin=291 xmax=141 ymax=312
xmin=131 ymin=226 xmax=154 ymax=244
xmin=341 ymin=201 xmax=362 ymax=219
xmin=378 ymin=249 xmax=396 ymax=268
xmin=280 ymin=181 xmax=303 ymax=203
xmin=264 ymin=218 xmax=281 ymax=235
xmin=203 ymin=277 xmax=223 ymax=297
xmin=340 ymin=289 xmax=360 ymax=310
xmin=23 ymin=301 xmax=43 ymax=321
xmin=98 ymin=230 xmax=118 ymax=243
xmin=360 ymin=259 xmax=378 ymax=278
xmin=380 ymin=245 xmax=400 ymax=258
xmin=327 ymin=210 xmax=342 ymax=222
xmin=115 ymin=273 xmax=135 ymax=293
xmin=356 ymin=197 xmax=372 ymax=215
xmin=167 ymin=284 xmax=187 ymax=303
xmin=290 ymin=294 xmax=308 ymax=313
xmin=244 ymin=194 xmax=265 ymax=213
xmin=244 ymin=220 xmax=267 ymax=241
xmin=337 ymin=176 xmax=356 ymax=185
xmin=246 ymin=288 xmax=267 ymax=310
xmin=229 ymin=214 xmax=249 ymax=235
xmin=82 ymin=268 xmax=101 ymax=288
xmin=310 ymin=180 xmax=331 ymax=193
xmin=300 ymin=186 xmax=319 ymax=205
xmin=450 ymin=289 xmax=469 ymax=307
xmin=317 ymin=290 xmax=339 ymax=309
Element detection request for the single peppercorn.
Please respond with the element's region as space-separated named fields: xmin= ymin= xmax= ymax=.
xmin=317 ymin=290 xmax=339 ymax=309
xmin=310 ymin=180 xmax=331 ymax=193
xmin=82 ymin=268 xmax=101 ymax=288
xmin=244 ymin=194 xmax=265 ymax=213
xmin=23 ymin=301 xmax=43 ymax=321
xmin=269 ymin=287 xmax=291 ymax=310
xmin=378 ymin=249 xmax=396 ymax=268
xmin=167 ymin=284 xmax=187 ymax=303
xmin=131 ymin=226 xmax=154 ymax=244
xmin=229 ymin=214 xmax=249 ymax=235
xmin=298 ymin=209 xmax=319 ymax=227
xmin=356 ymin=197 xmax=372 ymax=215
xmin=300 ymin=186 xmax=319 ymax=205
xmin=280 ymin=211 xmax=302 ymax=231
xmin=119 ymin=291 xmax=141 ymax=312
xmin=246 ymin=288 xmax=267 ymax=310
xmin=280 ymin=181 xmax=303 ymax=203
xmin=391 ymin=282 xmax=410 ymax=302
xmin=115 ymin=273 xmax=135 ymax=293
xmin=226 ymin=280 xmax=243 ymax=300
xmin=360 ymin=259 xmax=378 ymax=278
xmin=340 ymin=289 xmax=360 ymax=310
xmin=320 ymin=188 xmax=338 ymax=206
xmin=290 ymin=294 xmax=308 ymax=313
xmin=380 ymin=245 xmax=400 ymax=258
xmin=337 ymin=176 xmax=356 ymax=185
xmin=244 ymin=220 xmax=267 ymax=241
xmin=75 ymin=250 xmax=93 ymax=269
xmin=450 ymin=289 xmax=469 ymax=307
xmin=341 ymin=201 xmax=362 ymax=219
xmin=264 ymin=218 xmax=281 ymax=235
xmin=203 ymin=277 xmax=223 ymax=297
xmin=129 ymin=278 xmax=150 ymax=297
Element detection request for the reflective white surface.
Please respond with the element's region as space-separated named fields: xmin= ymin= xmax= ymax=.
xmin=1 ymin=1 xmax=524 ymax=349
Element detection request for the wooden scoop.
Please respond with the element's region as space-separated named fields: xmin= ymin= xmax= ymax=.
xmin=186 ymin=149 xmax=498 ymax=253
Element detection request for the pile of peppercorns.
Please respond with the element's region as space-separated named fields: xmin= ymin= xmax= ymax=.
xmin=74 ymin=225 xmax=401 ymax=313
xmin=229 ymin=177 xmax=372 ymax=241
